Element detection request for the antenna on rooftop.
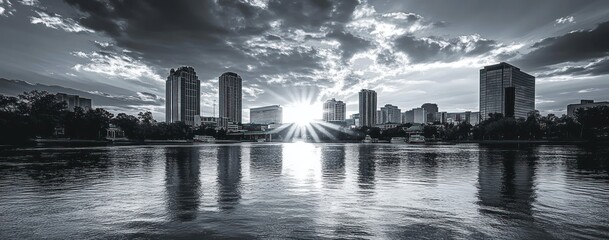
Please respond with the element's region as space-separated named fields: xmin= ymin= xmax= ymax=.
xmin=213 ymin=100 xmax=216 ymax=117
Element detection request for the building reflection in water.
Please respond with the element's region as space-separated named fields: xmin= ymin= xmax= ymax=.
xmin=249 ymin=144 xmax=283 ymax=177
xmin=164 ymin=147 xmax=201 ymax=221
xmin=357 ymin=145 xmax=376 ymax=190
xmin=216 ymin=145 xmax=242 ymax=211
xmin=320 ymin=145 xmax=346 ymax=186
xmin=478 ymin=145 xmax=538 ymax=219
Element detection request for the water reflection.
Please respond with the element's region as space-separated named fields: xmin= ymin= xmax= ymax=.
xmin=249 ymin=144 xmax=282 ymax=177
xmin=320 ymin=145 xmax=346 ymax=186
xmin=164 ymin=147 xmax=201 ymax=221
xmin=478 ymin=145 xmax=537 ymax=220
xmin=216 ymin=145 xmax=242 ymax=211
xmin=357 ymin=145 xmax=376 ymax=190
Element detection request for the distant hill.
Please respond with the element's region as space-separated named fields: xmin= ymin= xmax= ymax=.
xmin=0 ymin=78 xmax=164 ymax=110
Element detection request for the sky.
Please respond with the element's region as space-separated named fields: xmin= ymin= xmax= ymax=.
xmin=1 ymin=0 xmax=608 ymax=122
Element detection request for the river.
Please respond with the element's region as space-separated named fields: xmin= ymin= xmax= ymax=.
xmin=1 ymin=143 xmax=608 ymax=239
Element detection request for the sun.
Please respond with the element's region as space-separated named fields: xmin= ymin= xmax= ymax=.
xmin=283 ymin=102 xmax=321 ymax=124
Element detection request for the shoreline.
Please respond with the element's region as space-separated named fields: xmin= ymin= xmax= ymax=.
xmin=1 ymin=139 xmax=608 ymax=149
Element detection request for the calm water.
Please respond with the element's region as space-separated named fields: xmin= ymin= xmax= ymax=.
xmin=1 ymin=143 xmax=608 ymax=239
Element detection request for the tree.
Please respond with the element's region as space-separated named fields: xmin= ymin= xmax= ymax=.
xmin=112 ymin=113 xmax=140 ymax=139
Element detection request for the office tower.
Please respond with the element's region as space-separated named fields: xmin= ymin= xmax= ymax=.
xmin=567 ymin=100 xmax=609 ymax=117
xmin=219 ymin=72 xmax=243 ymax=124
xmin=166 ymin=66 xmax=201 ymax=126
xmin=376 ymin=110 xmax=382 ymax=124
xmin=250 ymin=105 xmax=283 ymax=124
xmin=55 ymin=93 xmax=92 ymax=111
xmin=323 ymin=98 xmax=346 ymax=122
xmin=359 ymin=89 xmax=377 ymax=127
xmin=421 ymin=103 xmax=438 ymax=122
xmin=402 ymin=110 xmax=414 ymax=124
xmin=413 ymin=108 xmax=427 ymax=124
xmin=380 ymin=104 xmax=402 ymax=123
xmin=480 ymin=62 xmax=535 ymax=120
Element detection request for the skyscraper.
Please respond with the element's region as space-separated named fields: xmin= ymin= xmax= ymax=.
xmin=480 ymin=62 xmax=535 ymax=120
xmin=166 ymin=66 xmax=200 ymax=126
xmin=323 ymin=98 xmax=346 ymax=122
xmin=359 ymin=89 xmax=377 ymax=127
xmin=380 ymin=104 xmax=401 ymax=123
xmin=250 ymin=105 xmax=283 ymax=124
xmin=219 ymin=72 xmax=242 ymax=124
xmin=421 ymin=103 xmax=438 ymax=123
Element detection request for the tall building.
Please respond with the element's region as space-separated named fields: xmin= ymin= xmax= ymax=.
xmin=413 ymin=107 xmax=427 ymax=124
xmin=567 ymin=100 xmax=609 ymax=118
xmin=250 ymin=105 xmax=283 ymax=124
xmin=165 ymin=66 xmax=200 ymax=126
xmin=421 ymin=103 xmax=438 ymax=123
xmin=380 ymin=104 xmax=401 ymax=123
xmin=219 ymin=72 xmax=243 ymax=124
xmin=480 ymin=62 xmax=535 ymax=120
xmin=402 ymin=110 xmax=414 ymax=124
xmin=323 ymin=98 xmax=346 ymax=122
xmin=359 ymin=89 xmax=377 ymax=127
xmin=376 ymin=110 xmax=382 ymax=124
xmin=55 ymin=93 xmax=92 ymax=111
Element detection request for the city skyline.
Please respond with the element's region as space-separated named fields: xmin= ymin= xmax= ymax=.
xmin=1 ymin=1 xmax=609 ymax=122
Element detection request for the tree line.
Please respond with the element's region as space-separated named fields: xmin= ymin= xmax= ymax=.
xmin=1 ymin=91 xmax=608 ymax=144
xmin=0 ymin=91 xmax=228 ymax=144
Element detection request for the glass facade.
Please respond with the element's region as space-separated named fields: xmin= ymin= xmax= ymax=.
xmin=250 ymin=105 xmax=283 ymax=124
xmin=166 ymin=66 xmax=200 ymax=126
xmin=219 ymin=72 xmax=243 ymax=124
xmin=480 ymin=62 xmax=535 ymax=120
xmin=358 ymin=89 xmax=377 ymax=127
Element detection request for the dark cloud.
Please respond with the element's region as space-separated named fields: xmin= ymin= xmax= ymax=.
xmin=516 ymin=21 xmax=609 ymax=69
xmin=394 ymin=34 xmax=497 ymax=63
xmin=326 ymin=28 xmax=371 ymax=61
xmin=538 ymin=58 xmax=609 ymax=78
xmin=61 ymin=0 xmax=362 ymax=90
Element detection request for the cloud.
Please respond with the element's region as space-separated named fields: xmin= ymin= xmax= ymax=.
xmin=71 ymin=51 xmax=163 ymax=83
xmin=555 ymin=16 xmax=575 ymax=24
xmin=0 ymin=0 xmax=15 ymax=17
xmin=515 ymin=21 xmax=609 ymax=69
xmin=394 ymin=34 xmax=498 ymax=63
xmin=30 ymin=11 xmax=93 ymax=33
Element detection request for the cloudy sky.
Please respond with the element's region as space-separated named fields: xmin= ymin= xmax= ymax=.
xmin=1 ymin=0 xmax=608 ymax=121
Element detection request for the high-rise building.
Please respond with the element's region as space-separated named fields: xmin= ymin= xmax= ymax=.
xmin=250 ymin=105 xmax=283 ymax=124
xmin=165 ymin=66 xmax=200 ymax=126
xmin=219 ymin=72 xmax=243 ymax=124
xmin=323 ymin=98 xmax=346 ymax=122
xmin=421 ymin=103 xmax=438 ymax=123
xmin=380 ymin=104 xmax=401 ymax=123
xmin=402 ymin=110 xmax=414 ymax=124
xmin=55 ymin=93 xmax=92 ymax=111
xmin=413 ymin=108 xmax=427 ymax=124
xmin=480 ymin=62 xmax=535 ymax=120
xmin=376 ymin=110 xmax=382 ymax=124
xmin=359 ymin=89 xmax=377 ymax=127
